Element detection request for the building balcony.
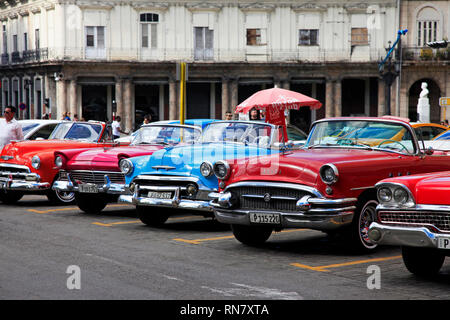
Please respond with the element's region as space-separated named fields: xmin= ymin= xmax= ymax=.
xmin=22 ymin=48 xmax=49 ymax=63
xmin=1 ymin=53 xmax=9 ymax=64
xmin=11 ymin=51 xmax=22 ymax=63
xmin=403 ymin=46 xmax=450 ymax=62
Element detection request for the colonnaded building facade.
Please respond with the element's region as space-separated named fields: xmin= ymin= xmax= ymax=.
xmin=0 ymin=0 xmax=446 ymax=133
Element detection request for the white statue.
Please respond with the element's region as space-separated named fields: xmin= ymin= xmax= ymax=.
xmin=417 ymin=82 xmax=430 ymax=123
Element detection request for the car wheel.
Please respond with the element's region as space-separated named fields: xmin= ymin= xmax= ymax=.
xmin=402 ymin=246 xmax=445 ymax=277
xmin=0 ymin=190 xmax=24 ymax=204
xmin=231 ymin=224 xmax=272 ymax=246
xmin=75 ymin=193 xmax=108 ymax=214
xmin=350 ymin=199 xmax=378 ymax=252
xmin=47 ymin=189 xmax=75 ymax=205
xmin=137 ymin=206 xmax=170 ymax=227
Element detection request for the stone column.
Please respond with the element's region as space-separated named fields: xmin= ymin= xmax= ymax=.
xmin=230 ymin=78 xmax=238 ymax=113
xmin=221 ymin=77 xmax=229 ymax=120
xmin=123 ymin=78 xmax=133 ymax=132
xmin=334 ymin=79 xmax=342 ymax=117
xmin=69 ymin=79 xmax=77 ymax=117
xmin=115 ymin=78 xmax=123 ymax=119
xmin=377 ymin=78 xmax=385 ymax=117
xmin=169 ymin=78 xmax=177 ymax=120
xmin=56 ymin=79 xmax=66 ymax=120
xmin=325 ymin=79 xmax=334 ymax=118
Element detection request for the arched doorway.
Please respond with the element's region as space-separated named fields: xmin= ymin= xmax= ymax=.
xmin=408 ymin=78 xmax=441 ymax=123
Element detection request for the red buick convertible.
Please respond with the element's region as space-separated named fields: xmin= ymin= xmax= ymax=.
xmin=52 ymin=120 xmax=212 ymax=214
xmin=210 ymin=117 xmax=450 ymax=252
xmin=0 ymin=121 xmax=116 ymax=204
xmin=368 ymin=171 xmax=450 ymax=276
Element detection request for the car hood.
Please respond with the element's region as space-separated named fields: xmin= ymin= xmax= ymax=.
xmin=226 ymin=147 xmax=410 ymax=195
xmin=412 ymin=172 xmax=450 ymax=205
xmin=65 ymin=144 xmax=166 ymax=172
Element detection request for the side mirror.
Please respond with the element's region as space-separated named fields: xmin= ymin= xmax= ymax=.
xmin=425 ymin=146 xmax=434 ymax=155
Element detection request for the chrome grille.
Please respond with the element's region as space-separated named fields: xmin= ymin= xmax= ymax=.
xmin=69 ymin=170 xmax=125 ymax=185
xmin=0 ymin=164 xmax=30 ymax=174
xmin=230 ymin=186 xmax=310 ymax=212
xmin=379 ymin=211 xmax=450 ymax=233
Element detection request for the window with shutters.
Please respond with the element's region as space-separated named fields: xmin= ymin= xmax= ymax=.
xmin=194 ymin=27 xmax=213 ymax=61
xmin=85 ymin=26 xmax=106 ymax=59
xmin=351 ymin=27 xmax=368 ymax=46
xmin=247 ymin=28 xmax=262 ymax=45
xmin=140 ymin=13 xmax=158 ymax=49
xmin=417 ymin=20 xmax=438 ymax=47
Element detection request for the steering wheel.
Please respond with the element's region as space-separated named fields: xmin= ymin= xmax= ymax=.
xmin=377 ymin=139 xmax=409 ymax=153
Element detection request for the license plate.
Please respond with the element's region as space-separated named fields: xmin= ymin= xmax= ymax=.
xmin=79 ymin=183 xmax=99 ymax=193
xmin=147 ymin=191 xmax=172 ymax=199
xmin=249 ymin=212 xmax=281 ymax=224
xmin=437 ymin=237 xmax=450 ymax=249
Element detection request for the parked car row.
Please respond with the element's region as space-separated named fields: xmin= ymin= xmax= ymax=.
xmin=0 ymin=116 xmax=449 ymax=277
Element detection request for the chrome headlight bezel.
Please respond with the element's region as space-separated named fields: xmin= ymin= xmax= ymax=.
xmin=376 ymin=182 xmax=416 ymax=208
xmin=119 ymin=158 xmax=134 ymax=175
xmin=31 ymin=155 xmax=41 ymax=169
xmin=200 ymin=161 xmax=213 ymax=178
xmin=54 ymin=156 xmax=64 ymax=168
xmin=319 ymin=163 xmax=339 ymax=185
xmin=213 ymin=160 xmax=230 ymax=180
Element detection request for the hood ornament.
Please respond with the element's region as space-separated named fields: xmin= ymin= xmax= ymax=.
xmin=1 ymin=156 xmax=13 ymax=161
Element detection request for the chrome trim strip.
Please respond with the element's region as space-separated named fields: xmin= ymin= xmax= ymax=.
xmin=151 ymin=166 xmax=176 ymax=171
xmin=350 ymin=186 xmax=374 ymax=191
xmin=133 ymin=175 xmax=199 ymax=183
xmin=241 ymin=194 xmax=298 ymax=201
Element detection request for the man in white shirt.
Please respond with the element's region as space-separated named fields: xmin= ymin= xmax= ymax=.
xmin=0 ymin=106 xmax=24 ymax=150
xmin=111 ymin=116 xmax=127 ymax=140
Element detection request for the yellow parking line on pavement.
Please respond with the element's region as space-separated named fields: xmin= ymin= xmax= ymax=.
xmin=28 ymin=207 xmax=79 ymax=214
xmin=91 ymin=216 xmax=202 ymax=227
xmin=173 ymin=229 xmax=306 ymax=245
xmin=290 ymin=255 xmax=402 ymax=272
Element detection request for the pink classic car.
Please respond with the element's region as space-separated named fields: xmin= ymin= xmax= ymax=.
xmin=368 ymin=171 xmax=450 ymax=276
xmin=210 ymin=117 xmax=450 ymax=252
xmin=52 ymin=120 xmax=210 ymax=214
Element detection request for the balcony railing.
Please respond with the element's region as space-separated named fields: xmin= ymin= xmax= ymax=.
xmin=0 ymin=46 xmax=389 ymax=65
xmin=403 ymin=46 xmax=450 ymax=61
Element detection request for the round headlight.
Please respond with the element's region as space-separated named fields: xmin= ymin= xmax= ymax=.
xmin=213 ymin=161 xmax=230 ymax=180
xmin=55 ymin=156 xmax=64 ymax=168
xmin=320 ymin=164 xmax=338 ymax=185
xmin=119 ymin=158 xmax=134 ymax=175
xmin=200 ymin=161 xmax=213 ymax=177
xmin=393 ymin=187 xmax=408 ymax=204
xmin=377 ymin=187 xmax=392 ymax=203
xmin=31 ymin=156 xmax=41 ymax=169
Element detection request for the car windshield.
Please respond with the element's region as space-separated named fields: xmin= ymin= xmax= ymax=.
xmin=49 ymin=122 xmax=103 ymax=142
xmin=20 ymin=123 xmax=40 ymax=136
xmin=201 ymin=121 xmax=274 ymax=147
xmin=306 ymin=120 xmax=416 ymax=154
xmin=131 ymin=125 xmax=201 ymax=145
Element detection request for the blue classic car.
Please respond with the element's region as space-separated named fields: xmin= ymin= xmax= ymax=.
xmin=118 ymin=120 xmax=307 ymax=226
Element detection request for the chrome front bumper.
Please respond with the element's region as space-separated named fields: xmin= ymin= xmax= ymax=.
xmin=0 ymin=175 xmax=50 ymax=191
xmin=209 ymin=185 xmax=357 ymax=230
xmin=368 ymin=222 xmax=450 ymax=249
xmin=52 ymin=178 xmax=125 ymax=195
xmin=118 ymin=183 xmax=213 ymax=212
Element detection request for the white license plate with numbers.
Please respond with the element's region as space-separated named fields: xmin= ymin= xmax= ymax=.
xmin=79 ymin=183 xmax=99 ymax=193
xmin=249 ymin=213 xmax=281 ymax=224
xmin=437 ymin=237 xmax=450 ymax=249
xmin=147 ymin=191 xmax=172 ymax=199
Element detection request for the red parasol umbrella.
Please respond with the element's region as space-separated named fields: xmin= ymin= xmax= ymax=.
xmin=235 ymin=87 xmax=322 ymax=140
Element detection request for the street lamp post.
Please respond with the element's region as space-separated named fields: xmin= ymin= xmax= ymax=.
xmin=379 ymin=29 xmax=408 ymax=116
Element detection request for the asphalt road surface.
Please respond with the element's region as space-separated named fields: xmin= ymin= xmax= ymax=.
xmin=1 ymin=195 xmax=449 ymax=301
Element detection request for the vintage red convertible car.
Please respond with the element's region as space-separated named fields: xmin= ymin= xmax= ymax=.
xmin=0 ymin=121 xmax=117 ymax=204
xmin=210 ymin=116 xmax=450 ymax=252
xmin=368 ymin=171 xmax=450 ymax=275
xmin=52 ymin=120 xmax=208 ymax=214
